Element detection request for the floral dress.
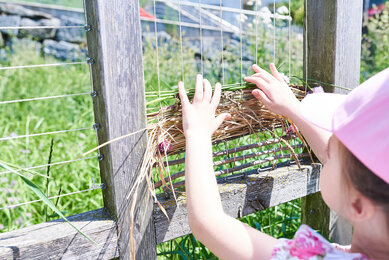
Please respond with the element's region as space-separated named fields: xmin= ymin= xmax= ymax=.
xmin=271 ymin=225 xmax=369 ymax=260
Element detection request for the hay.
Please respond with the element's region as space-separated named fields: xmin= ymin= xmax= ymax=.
xmin=146 ymin=84 xmax=308 ymax=191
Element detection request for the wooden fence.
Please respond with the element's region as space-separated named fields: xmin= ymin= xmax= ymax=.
xmin=0 ymin=0 xmax=363 ymax=259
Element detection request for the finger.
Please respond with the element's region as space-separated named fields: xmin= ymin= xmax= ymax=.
xmin=178 ymin=82 xmax=190 ymax=107
xmin=203 ymin=79 xmax=212 ymax=103
xmin=269 ymin=63 xmax=285 ymax=82
xmin=252 ymin=89 xmax=271 ymax=105
xmin=193 ymin=74 xmax=203 ymax=103
xmin=213 ymin=113 xmax=231 ymax=133
xmin=252 ymin=64 xmax=267 ymax=73
xmin=211 ymin=82 xmax=222 ymax=108
xmin=244 ymin=76 xmax=272 ymax=97
xmin=250 ymin=72 xmax=275 ymax=83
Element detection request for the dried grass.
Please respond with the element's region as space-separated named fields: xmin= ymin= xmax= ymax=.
xmin=147 ymin=84 xmax=308 ymax=191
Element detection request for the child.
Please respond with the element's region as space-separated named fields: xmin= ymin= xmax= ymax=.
xmin=177 ymin=64 xmax=389 ymax=259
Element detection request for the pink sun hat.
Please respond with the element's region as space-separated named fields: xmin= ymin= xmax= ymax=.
xmin=300 ymin=68 xmax=389 ymax=184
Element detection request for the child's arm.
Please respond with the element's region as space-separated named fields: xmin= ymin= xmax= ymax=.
xmin=178 ymin=75 xmax=278 ymax=259
xmin=245 ymin=64 xmax=332 ymax=164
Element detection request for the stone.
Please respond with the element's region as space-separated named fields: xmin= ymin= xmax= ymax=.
xmin=0 ymin=3 xmax=52 ymax=19
xmin=0 ymin=15 xmax=21 ymax=36
xmin=56 ymin=16 xmax=85 ymax=43
xmin=19 ymin=17 xmax=61 ymax=40
xmin=0 ymin=48 xmax=9 ymax=62
xmin=11 ymin=38 xmax=42 ymax=54
xmin=43 ymin=39 xmax=85 ymax=61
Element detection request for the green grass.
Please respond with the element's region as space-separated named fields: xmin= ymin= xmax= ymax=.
xmin=6 ymin=0 xmax=84 ymax=9
xmin=0 ymin=44 xmax=102 ymax=232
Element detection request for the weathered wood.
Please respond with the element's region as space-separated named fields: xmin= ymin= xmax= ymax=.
xmin=0 ymin=209 xmax=119 ymax=259
xmin=0 ymin=164 xmax=320 ymax=258
xmin=302 ymin=0 xmax=362 ymax=243
xmin=154 ymin=164 xmax=321 ymax=244
xmin=85 ymin=0 xmax=156 ymax=259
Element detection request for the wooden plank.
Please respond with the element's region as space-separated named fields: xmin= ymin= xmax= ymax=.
xmin=0 ymin=165 xmax=320 ymax=257
xmin=84 ymin=0 xmax=156 ymax=259
xmin=0 ymin=209 xmax=118 ymax=259
xmin=302 ymin=0 xmax=362 ymax=243
xmin=154 ymin=164 xmax=321 ymax=244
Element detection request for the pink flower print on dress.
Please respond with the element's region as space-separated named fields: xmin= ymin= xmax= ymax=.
xmin=271 ymin=225 xmax=370 ymax=259
xmin=288 ymin=228 xmax=325 ymax=259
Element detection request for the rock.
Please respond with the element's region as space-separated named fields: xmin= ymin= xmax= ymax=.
xmin=43 ymin=39 xmax=85 ymax=61
xmin=11 ymin=38 xmax=42 ymax=54
xmin=0 ymin=48 xmax=9 ymax=62
xmin=56 ymin=16 xmax=85 ymax=43
xmin=0 ymin=3 xmax=52 ymax=19
xmin=19 ymin=17 xmax=60 ymax=40
xmin=0 ymin=15 xmax=21 ymax=36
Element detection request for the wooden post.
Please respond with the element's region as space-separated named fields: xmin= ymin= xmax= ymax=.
xmin=85 ymin=0 xmax=156 ymax=259
xmin=302 ymin=0 xmax=363 ymax=244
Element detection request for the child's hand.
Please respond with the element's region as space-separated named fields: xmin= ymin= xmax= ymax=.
xmin=244 ymin=63 xmax=300 ymax=118
xmin=178 ymin=75 xmax=231 ymax=138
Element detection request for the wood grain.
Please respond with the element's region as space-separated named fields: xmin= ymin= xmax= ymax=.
xmin=0 ymin=209 xmax=118 ymax=260
xmin=85 ymin=0 xmax=156 ymax=258
xmin=302 ymin=0 xmax=362 ymax=243
xmin=0 ymin=165 xmax=321 ymax=259
xmin=154 ymin=164 xmax=322 ymax=244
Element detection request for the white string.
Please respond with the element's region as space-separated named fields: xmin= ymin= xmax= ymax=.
xmin=145 ymin=18 xmax=239 ymax=34
xmin=0 ymin=184 xmax=103 ymax=210
xmin=82 ymin=0 xmax=88 ymax=24
xmin=288 ymin=0 xmax=291 ymax=77
xmin=178 ymin=0 xmax=185 ymax=83
xmin=0 ymin=127 xmax=94 ymax=141
xmin=0 ymin=92 xmax=90 ymax=105
xmin=153 ymin=0 xmax=161 ymax=99
xmin=198 ymin=0 xmax=204 ymax=75
xmin=273 ymin=0 xmax=276 ymax=64
xmin=219 ymin=0 xmax=225 ymax=84
xmin=94 ymin=127 xmax=102 ymax=156
xmin=0 ymin=156 xmax=97 ymax=175
xmin=0 ymin=61 xmax=87 ymax=71
xmin=25 ymin=117 xmax=29 ymax=168
xmin=304 ymin=0 xmax=308 ymax=87
xmin=145 ymin=17 xmax=294 ymax=37
xmin=0 ymin=25 xmax=84 ymax=30
xmin=239 ymin=0 xmax=243 ymax=85
xmin=155 ymin=0 xmax=290 ymax=18
xmin=255 ymin=0 xmax=259 ymax=66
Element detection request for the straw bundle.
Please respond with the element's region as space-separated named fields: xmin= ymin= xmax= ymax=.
xmin=145 ymin=84 xmax=308 ymax=190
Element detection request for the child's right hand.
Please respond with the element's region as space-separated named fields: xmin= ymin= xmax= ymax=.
xmin=244 ymin=63 xmax=300 ymax=119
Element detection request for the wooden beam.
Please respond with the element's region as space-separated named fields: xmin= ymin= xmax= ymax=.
xmin=303 ymin=0 xmax=363 ymax=243
xmin=0 ymin=164 xmax=320 ymax=258
xmin=303 ymin=0 xmax=362 ymax=93
xmin=0 ymin=209 xmax=118 ymax=259
xmin=84 ymin=0 xmax=156 ymax=258
xmin=154 ymin=164 xmax=321 ymax=244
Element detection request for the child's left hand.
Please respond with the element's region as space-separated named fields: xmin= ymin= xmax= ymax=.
xmin=178 ymin=74 xmax=231 ymax=138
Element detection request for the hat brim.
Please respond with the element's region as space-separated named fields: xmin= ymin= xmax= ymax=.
xmin=300 ymin=93 xmax=347 ymax=132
